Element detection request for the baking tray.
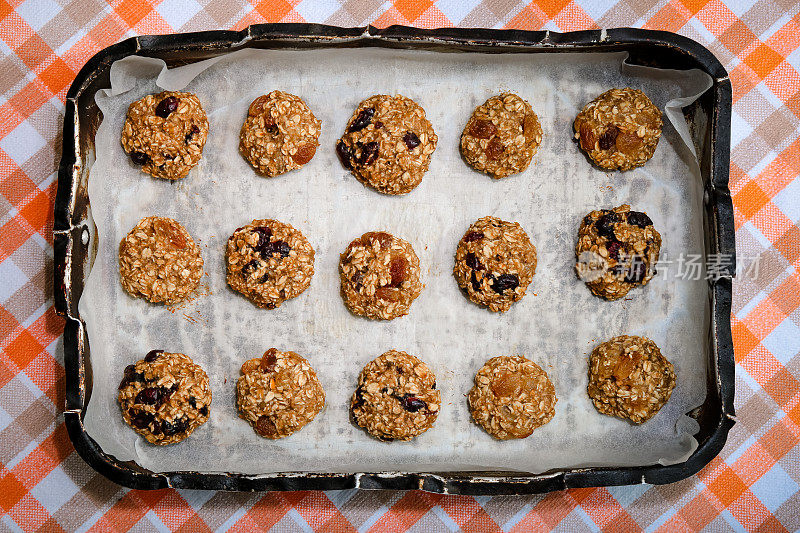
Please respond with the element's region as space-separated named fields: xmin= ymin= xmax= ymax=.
xmin=54 ymin=24 xmax=735 ymax=494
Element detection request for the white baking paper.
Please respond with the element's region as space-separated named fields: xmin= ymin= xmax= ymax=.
xmin=79 ymin=47 xmax=713 ymax=474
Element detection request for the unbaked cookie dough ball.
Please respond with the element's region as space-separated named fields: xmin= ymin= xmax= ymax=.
xmin=468 ymin=355 xmax=557 ymax=440
xmin=453 ymin=216 xmax=537 ymax=313
xmin=588 ymin=335 xmax=676 ymax=424
xmin=339 ymin=231 xmax=423 ymax=320
xmin=239 ymin=91 xmax=321 ymax=177
xmin=350 ymin=350 xmax=440 ymax=441
xmin=121 ymin=91 xmax=209 ymax=180
xmin=573 ymin=88 xmax=662 ymax=171
xmin=460 ymin=93 xmax=543 ymax=179
xmin=118 ymin=216 xmax=204 ymax=305
xmin=236 ymin=348 xmax=325 ymax=439
xmin=118 ymin=350 xmax=211 ymax=445
xmin=575 ymin=204 xmax=661 ymax=301
xmin=226 ymin=219 xmax=315 ymax=309
xmin=336 ymin=94 xmax=437 ymax=194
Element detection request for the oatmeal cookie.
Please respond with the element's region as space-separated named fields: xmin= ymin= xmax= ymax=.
xmin=468 ymin=355 xmax=557 ymax=439
xmin=461 ymin=93 xmax=543 ymax=179
xmin=118 ymin=350 xmax=211 ymax=445
xmin=336 ymin=94 xmax=437 ymax=194
xmin=573 ymin=88 xmax=662 ymax=171
xmin=339 ymin=232 xmax=423 ymax=320
xmin=226 ymin=219 xmax=315 ymax=309
xmin=350 ymin=350 xmax=440 ymax=441
xmin=239 ymin=91 xmax=321 ymax=177
xmin=237 ymin=348 xmax=325 ymax=439
xmin=118 ymin=216 xmax=204 ymax=304
xmin=453 ymin=216 xmax=537 ymax=313
xmin=121 ymin=91 xmax=209 ymax=180
xmin=575 ymin=204 xmax=661 ymax=301
xmin=588 ymin=335 xmax=676 ymax=424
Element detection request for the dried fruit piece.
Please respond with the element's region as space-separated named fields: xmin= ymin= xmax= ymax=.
xmin=361 ymin=232 xmax=393 ymax=248
xmin=522 ymin=114 xmax=539 ymax=142
xmin=469 ymin=119 xmax=497 ymax=139
xmin=375 ymin=286 xmax=401 ymax=302
xmin=155 ymin=96 xmax=179 ymax=118
xmin=135 ymin=387 xmax=162 ymax=405
xmin=579 ymin=123 xmax=597 ymax=151
xmin=358 ymin=141 xmax=379 ymax=166
xmin=491 ymin=372 xmax=536 ymax=397
xmin=130 ymin=151 xmax=149 ymax=165
xmin=252 ymin=226 xmax=272 ymax=248
xmin=349 ymin=107 xmax=375 ymax=132
xmin=400 ymin=394 xmax=426 ymax=412
xmin=260 ymin=348 xmax=278 ymax=373
xmin=130 ymin=410 xmax=154 ymax=429
xmin=255 ymin=415 xmax=278 ymax=437
xmin=470 ymin=271 xmax=481 ymax=291
xmin=292 ymin=143 xmax=316 ymax=165
xmin=486 ymin=138 xmax=505 ymax=160
xmin=248 ymin=95 xmax=268 ymax=116
xmin=389 ymin=256 xmax=409 ymax=287
xmin=596 ymin=212 xmax=619 ymax=240
xmin=258 ymin=240 xmax=291 ymax=259
xmin=119 ymin=365 xmax=145 ymax=390
xmin=144 ymin=350 xmax=163 ymax=363
xmin=607 ymin=241 xmax=622 ymax=261
xmin=403 ymin=131 xmax=420 ymax=149
xmin=465 ymin=252 xmax=484 ymax=271
xmin=491 ymin=273 xmax=519 ymax=294
xmin=615 ymin=129 xmax=643 ymax=154
xmin=625 ymin=259 xmax=647 ymax=283
xmin=626 ymin=211 xmax=652 ymax=228
xmin=336 ymin=141 xmax=354 ymax=169
xmin=598 ymin=126 xmax=619 ymax=150
xmin=463 ymin=231 xmax=483 ymax=243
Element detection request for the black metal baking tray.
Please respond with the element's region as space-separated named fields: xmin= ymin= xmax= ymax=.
xmin=54 ymin=24 xmax=735 ymax=494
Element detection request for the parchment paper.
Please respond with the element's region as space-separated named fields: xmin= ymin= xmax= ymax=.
xmin=79 ymin=47 xmax=713 ymax=474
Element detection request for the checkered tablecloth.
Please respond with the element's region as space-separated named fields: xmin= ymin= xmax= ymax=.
xmin=1 ymin=0 xmax=798 ymax=531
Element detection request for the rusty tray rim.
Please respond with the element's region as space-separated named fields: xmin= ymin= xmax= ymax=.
xmin=54 ymin=23 xmax=735 ymax=494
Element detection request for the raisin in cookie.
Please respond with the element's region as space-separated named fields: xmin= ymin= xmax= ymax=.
xmin=588 ymin=336 xmax=675 ymax=424
xmin=351 ymin=350 xmax=440 ymax=441
xmin=575 ymin=204 xmax=661 ymax=301
xmin=237 ymin=348 xmax=325 ymax=439
xmin=453 ymin=216 xmax=537 ymax=313
xmin=468 ymin=355 xmax=557 ymax=440
xmin=118 ymin=350 xmax=211 ymax=445
xmin=239 ymin=91 xmax=321 ymax=177
xmin=226 ymin=219 xmax=315 ymax=309
xmin=574 ymin=88 xmax=662 ymax=171
xmin=461 ymin=93 xmax=543 ymax=179
xmin=339 ymin=232 xmax=423 ymax=320
xmin=119 ymin=216 xmax=204 ymax=304
xmin=336 ymin=95 xmax=437 ymax=194
xmin=121 ymin=91 xmax=209 ymax=180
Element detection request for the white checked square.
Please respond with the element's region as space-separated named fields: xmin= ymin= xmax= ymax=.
xmin=295 ymin=0 xmax=340 ymax=23
xmin=772 ymin=176 xmax=800 ymax=223
xmin=156 ymin=0 xmax=202 ymax=30
xmin=0 ymin=405 xmax=11 ymax=432
xmin=0 ymin=121 xmax=46 ymax=165
xmin=730 ymin=109 xmax=753 ymax=150
xmin=574 ymin=0 xmax=616 ymax=21
xmin=0 ymin=258 xmax=27 ymax=302
xmin=30 ymin=466 xmax=79 ymax=513
xmin=608 ymin=483 xmax=652 ymax=507
xmin=435 ymin=0 xmax=481 ymax=25
xmin=725 ymin=0 xmax=759 ymax=17
xmin=16 ymin=0 xmax=61 ymax=31
xmin=751 ymin=464 xmax=799 ymax=512
xmin=762 ymin=318 xmax=800 ymax=364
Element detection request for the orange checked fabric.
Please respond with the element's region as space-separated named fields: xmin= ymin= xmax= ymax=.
xmin=1 ymin=0 xmax=799 ymax=531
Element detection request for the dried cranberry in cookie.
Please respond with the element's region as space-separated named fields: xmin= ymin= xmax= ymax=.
xmin=468 ymin=355 xmax=557 ymax=439
xmin=226 ymin=219 xmax=315 ymax=309
xmin=575 ymin=204 xmax=661 ymax=301
xmin=236 ymin=348 xmax=325 ymax=439
xmin=573 ymin=88 xmax=662 ymax=171
xmin=118 ymin=216 xmax=204 ymax=304
xmin=121 ymin=91 xmax=209 ymax=180
xmin=453 ymin=216 xmax=537 ymax=313
xmin=118 ymin=351 xmax=211 ymax=445
xmin=239 ymin=91 xmax=321 ymax=177
xmin=337 ymin=95 xmax=437 ymax=195
xmin=461 ymin=93 xmax=543 ymax=179
xmin=350 ymin=350 xmax=440 ymax=441
xmin=339 ymin=231 xmax=423 ymax=320
xmin=588 ymin=335 xmax=676 ymax=424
